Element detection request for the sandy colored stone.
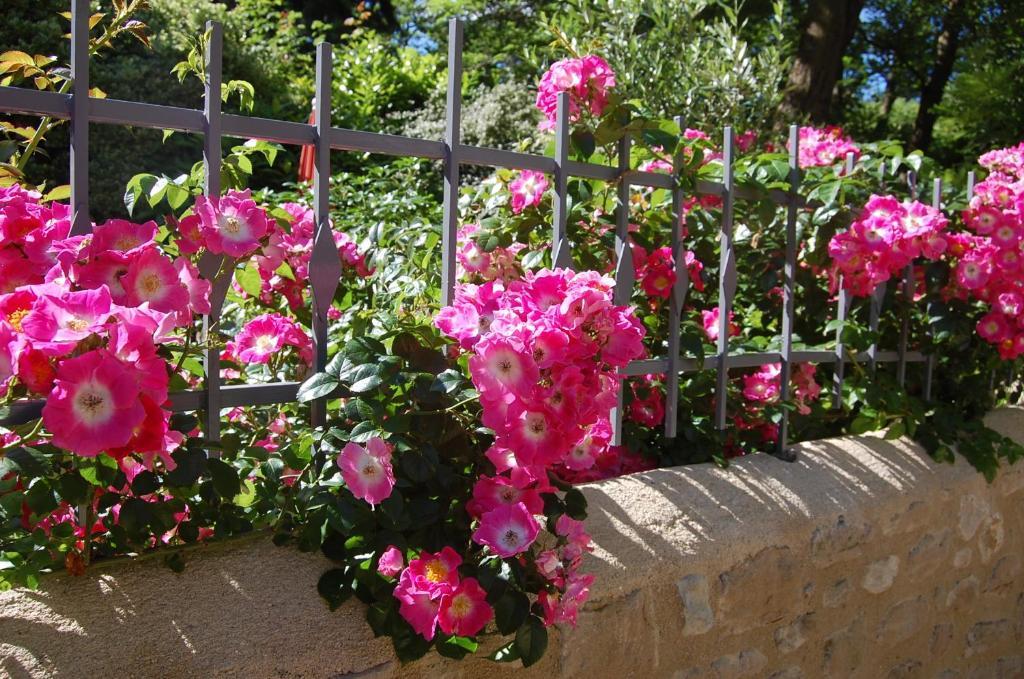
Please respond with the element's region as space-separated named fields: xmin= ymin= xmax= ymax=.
xmin=676 ymin=574 xmax=714 ymax=636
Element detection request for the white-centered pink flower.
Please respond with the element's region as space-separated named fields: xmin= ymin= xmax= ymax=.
xmin=337 ymin=437 xmax=395 ymax=506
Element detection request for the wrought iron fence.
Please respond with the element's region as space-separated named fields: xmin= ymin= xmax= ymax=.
xmin=0 ymin=0 xmax=971 ymax=456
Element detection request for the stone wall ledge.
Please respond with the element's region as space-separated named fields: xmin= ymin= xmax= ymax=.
xmin=3 ymin=408 xmax=1024 ymax=678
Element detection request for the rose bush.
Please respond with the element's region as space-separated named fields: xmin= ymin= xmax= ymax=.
xmin=2 ymin=37 xmax=1024 ymax=670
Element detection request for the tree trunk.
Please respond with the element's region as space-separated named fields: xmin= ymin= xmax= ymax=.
xmin=874 ymin=74 xmax=897 ymax=137
xmin=910 ymin=0 xmax=968 ymax=151
xmin=781 ymin=0 xmax=866 ymax=122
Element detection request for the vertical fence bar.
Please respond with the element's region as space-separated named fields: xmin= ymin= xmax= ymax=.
xmin=309 ymin=43 xmax=340 ymax=438
xmin=832 ymin=152 xmax=856 ymax=408
xmin=923 ymin=177 xmax=941 ymax=401
xmin=777 ymin=125 xmax=799 ymax=455
xmin=69 ymin=0 xmax=90 ymax=236
xmin=551 ymin=92 xmax=571 ymax=269
xmin=610 ymin=130 xmax=633 ymax=445
xmin=665 ymin=116 xmax=688 ymax=439
xmin=440 ymin=18 xmax=463 ymax=307
xmin=967 ymin=170 xmax=976 ymax=200
xmin=897 ymin=171 xmax=918 ymax=388
xmin=868 ymin=283 xmax=886 ymax=375
xmin=200 ymin=21 xmax=225 ymax=448
xmin=714 ymin=127 xmax=736 ymax=431
xmin=70 ymin=0 xmax=92 ymax=565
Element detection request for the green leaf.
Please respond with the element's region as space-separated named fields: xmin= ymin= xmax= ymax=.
xmin=235 ymin=262 xmax=262 ymax=298
xmin=3 ymin=446 xmax=50 ymax=478
xmin=489 ymin=640 xmax=521 ymax=663
xmin=563 ymin=488 xmax=588 ymax=520
xmin=884 ymin=420 xmax=906 ymax=440
xmin=347 ymin=364 xmax=383 ymax=393
xmin=317 ymin=568 xmax=353 ymax=611
xmin=494 ymin=591 xmax=530 ymax=635
xmin=430 ymin=369 xmax=464 ymax=395
xmin=207 ymin=458 xmax=241 ymax=498
xmin=514 ymin=616 xmax=548 ymax=668
xmin=129 ymin=470 xmax=160 ymax=496
xmin=297 ymin=372 xmax=340 ymax=402
xmin=165 ymin=447 xmax=207 ymax=487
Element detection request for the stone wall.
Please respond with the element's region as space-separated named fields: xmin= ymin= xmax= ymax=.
xmin=3 ymin=409 xmax=1024 ymax=678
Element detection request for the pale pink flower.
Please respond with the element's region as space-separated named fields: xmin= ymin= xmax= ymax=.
xmin=377 ymin=546 xmax=404 ymax=577
xmin=194 ymin=190 xmax=269 ymax=258
xmin=472 ymin=502 xmax=541 ymax=557
xmin=337 ymin=437 xmax=395 ymax=506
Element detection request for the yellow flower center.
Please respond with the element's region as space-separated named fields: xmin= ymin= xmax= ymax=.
xmin=140 ymin=273 xmax=162 ymax=297
xmin=7 ymin=309 xmax=28 ymax=332
xmin=223 ymin=216 xmax=242 ymax=235
xmin=424 ymin=560 xmax=448 ymax=583
xmin=449 ymin=592 xmax=473 ymax=618
xmin=65 ymin=318 xmax=89 ymax=332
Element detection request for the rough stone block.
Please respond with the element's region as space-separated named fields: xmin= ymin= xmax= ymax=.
xmin=677 ymin=574 xmax=714 ymax=636
xmin=863 ymin=555 xmax=901 ymax=594
xmin=709 ymin=649 xmax=766 ymax=679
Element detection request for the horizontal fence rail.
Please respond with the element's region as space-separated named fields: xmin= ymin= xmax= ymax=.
xmin=0 ymin=1 xmax=951 ymax=457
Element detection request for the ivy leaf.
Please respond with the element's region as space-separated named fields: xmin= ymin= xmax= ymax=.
xmin=514 ymin=616 xmax=548 ymax=667
xmin=297 ymin=372 xmax=340 ymax=402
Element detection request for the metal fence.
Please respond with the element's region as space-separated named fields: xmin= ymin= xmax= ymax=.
xmin=0 ymin=0 xmax=964 ymax=455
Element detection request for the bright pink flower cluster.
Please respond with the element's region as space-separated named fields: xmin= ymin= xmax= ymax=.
xmin=508 ymin=171 xmax=549 ymax=214
xmin=701 ymin=307 xmax=740 ymax=343
xmin=733 ymin=363 xmax=822 ymax=451
xmin=254 ymin=202 xmax=370 ymax=311
xmin=978 ymin=142 xmax=1024 ymax=178
xmin=828 ymin=194 xmax=949 ymax=297
xmin=223 ymin=312 xmax=312 ymax=366
xmin=436 ymin=268 xmax=644 ymax=629
xmin=792 ymin=126 xmax=860 ymax=169
xmin=631 ymin=243 xmax=704 ymax=301
xmin=392 ymin=546 xmax=493 ymax=640
xmin=0 ymin=186 xmax=211 ymax=466
xmin=535 ymin=56 xmax=616 ymax=131
xmin=456 ymin=224 xmax=524 ymax=283
xmin=178 ymin=190 xmax=269 ymax=258
xmin=948 ymin=144 xmax=1024 ymax=358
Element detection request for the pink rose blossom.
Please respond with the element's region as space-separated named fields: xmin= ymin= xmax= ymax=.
xmin=472 ymin=502 xmax=541 ymax=558
xmin=377 ymin=546 xmax=404 ymax=577
xmin=41 ymin=349 xmax=146 ymax=457
xmin=437 ymin=577 xmax=493 ymax=637
xmin=194 ymin=190 xmax=269 ymax=258
xmin=337 ymin=437 xmax=395 ymax=506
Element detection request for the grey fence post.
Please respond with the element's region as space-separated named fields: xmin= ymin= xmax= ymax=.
xmin=199 ymin=21 xmax=225 ymax=448
xmin=610 ymin=129 xmax=633 ymax=445
xmin=714 ymin=127 xmax=736 ymax=431
xmin=777 ymin=125 xmax=800 ymax=456
xmin=665 ymin=115 xmax=689 ymax=439
xmin=69 ymin=0 xmax=90 ymax=236
xmin=832 ymin=152 xmax=857 ymax=408
xmin=309 ymin=43 xmax=341 ymax=433
xmin=552 ymin=92 xmax=571 ymax=269
xmin=440 ymin=18 xmax=463 ymax=307
xmin=897 ymin=171 xmax=918 ymax=388
xmin=923 ymin=177 xmax=941 ymax=401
